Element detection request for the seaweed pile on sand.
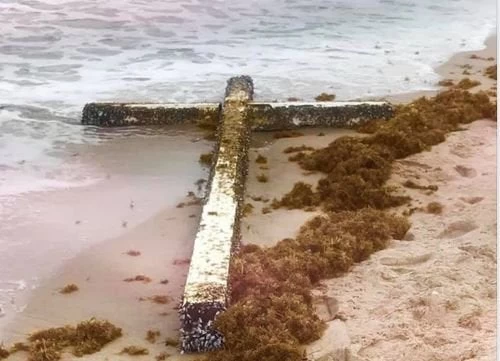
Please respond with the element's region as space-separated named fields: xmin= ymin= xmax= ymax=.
xmin=454 ymin=78 xmax=481 ymax=90
xmin=59 ymin=284 xmax=79 ymax=294
xmin=485 ymin=64 xmax=497 ymax=80
xmin=274 ymin=87 xmax=495 ymax=212
xmin=273 ymin=130 xmax=304 ymax=139
xmin=207 ymin=87 xmax=495 ymax=361
xmin=199 ymin=151 xmax=215 ymax=166
xmin=146 ymin=330 xmax=161 ymax=344
xmin=0 ymin=345 xmax=9 ymax=360
xmin=120 ymin=346 xmax=149 ymax=356
xmin=210 ymin=209 xmax=409 ymax=361
xmin=314 ymin=93 xmax=336 ymax=101
xmin=1 ymin=318 xmax=122 ymax=361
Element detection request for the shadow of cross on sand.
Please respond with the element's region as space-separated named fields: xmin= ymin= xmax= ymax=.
xmin=81 ymin=75 xmax=393 ymax=353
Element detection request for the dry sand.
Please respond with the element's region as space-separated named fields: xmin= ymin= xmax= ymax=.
xmin=328 ymin=118 xmax=497 ymax=361
xmin=302 ymin=117 xmax=497 ymax=361
xmin=1 ymin=35 xmax=496 ymax=360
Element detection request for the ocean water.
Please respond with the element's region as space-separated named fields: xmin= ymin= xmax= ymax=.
xmin=0 ymin=0 xmax=496 ymax=196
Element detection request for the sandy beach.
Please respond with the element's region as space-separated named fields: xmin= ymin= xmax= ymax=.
xmin=330 ymin=117 xmax=496 ymax=361
xmin=0 ymin=33 xmax=496 ymax=361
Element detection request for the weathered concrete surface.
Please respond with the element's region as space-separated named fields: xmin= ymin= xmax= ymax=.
xmin=180 ymin=76 xmax=254 ymax=353
xmin=81 ymin=102 xmax=221 ymax=126
xmin=81 ymin=92 xmax=392 ymax=130
xmin=248 ymin=101 xmax=393 ymax=130
xmin=306 ymin=320 xmax=352 ymax=361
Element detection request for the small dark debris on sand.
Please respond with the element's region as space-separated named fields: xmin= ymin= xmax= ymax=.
xmin=242 ymin=203 xmax=254 ymax=217
xmin=256 ymin=174 xmax=269 ymax=183
xmin=250 ymin=195 xmax=269 ymax=203
xmin=288 ymin=152 xmax=306 ymax=162
xmin=0 ymin=345 xmax=9 ymax=359
xmin=125 ymin=250 xmax=141 ymax=257
xmin=315 ymin=92 xmax=336 ymax=101
xmin=120 ymin=346 xmax=149 ymax=356
xmin=273 ymin=130 xmax=304 ymax=139
xmin=426 ymin=201 xmax=444 ymax=214
xmin=156 ymin=352 xmax=170 ymax=360
xmin=403 ymin=180 xmax=438 ymax=192
xmin=176 ymin=198 xmax=202 ymax=208
xmin=139 ymin=295 xmax=171 ymax=305
xmin=283 ymin=145 xmax=315 ymax=154
xmin=255 ymin=154 xmax=268 ymax=164
xmin=123 ymin=275 xmax=152 ymax=283
xmin=485 ymin=64 xmax=497 ymax=80
xmin=455 ymin=78 xmax=481 ymax=90
xmin=59 ymin=284 xmax=79 ymax=294
xmin=199 ymin=151 xmax=214 ymax=166
xmin=165 ymin=337 xmax=179 ymax=348
xmin=173 ymin=259 xmax=190 ymax=266
xmin=438 ymin=79 xmax=454 ymax=87
xmin=9 ymin=342 xmax=29 ymax=354
xmin=146 ymin=330 xmax=161 ymax=344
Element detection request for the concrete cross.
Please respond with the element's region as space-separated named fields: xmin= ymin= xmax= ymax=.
xmin=82 ymin=76 xmax=393 ymax=353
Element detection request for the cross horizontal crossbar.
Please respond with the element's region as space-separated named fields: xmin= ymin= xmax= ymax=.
xmin=82 ymin=102 xmax=221 ymax=127
xmin=82 ymin=101 xmax=393 ymax=129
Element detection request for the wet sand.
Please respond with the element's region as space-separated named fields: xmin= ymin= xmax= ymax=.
xmin=242 ymin=128 xmax=357 ymax=246
xmin=1 ymin=126 xmax=212 ymax=360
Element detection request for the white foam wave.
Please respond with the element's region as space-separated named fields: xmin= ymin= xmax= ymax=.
xmin=0 ymin=109 xmax=101 ymax=197
xmin=0 ymin=0 xmax=496 ymax=109
xmin=0 ymin=0 xmax=496 ymax=197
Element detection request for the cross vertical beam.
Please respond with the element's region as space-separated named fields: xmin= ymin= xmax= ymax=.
xmin=179 ymin=76 xmax=254 ymax=353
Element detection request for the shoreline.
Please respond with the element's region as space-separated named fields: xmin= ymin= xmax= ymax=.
xmin=387 ymin=34 xmax=496 ymax=104
xmin=0 ymin=33 xmax=496 ymax=360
